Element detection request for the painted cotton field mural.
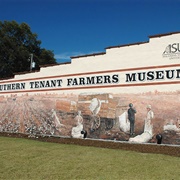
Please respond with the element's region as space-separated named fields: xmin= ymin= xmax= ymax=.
xmin=0 ymin=91 xmax=180 ymax=145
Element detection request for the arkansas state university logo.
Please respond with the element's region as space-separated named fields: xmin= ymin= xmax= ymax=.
xmin=163 ymin=43 xmax=180 ymax=59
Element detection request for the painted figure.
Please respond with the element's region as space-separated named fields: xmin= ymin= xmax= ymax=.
xmin=127 ymin=103 xmax=136 ymax=136
xmin=144 ymin=105 xmax=154 ymax=136
xmin=51 ymin=109 xmax=65 ymax=128
xmin=89 ymin=98 xmax=101 ymax=131
xmin=129 ymin=104 xmax=154 ymax=143
xmin=71 ymin=111 xmax=84 ymax=138
xmin=163 ymin=119 xmax=179 ymax=131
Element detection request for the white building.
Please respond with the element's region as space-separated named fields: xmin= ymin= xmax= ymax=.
xmin=0 ymin=32 xmax=180 ymax=144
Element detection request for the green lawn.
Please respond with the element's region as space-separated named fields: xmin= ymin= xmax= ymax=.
xmin=0 ymin=136 xmax=179 ymax=180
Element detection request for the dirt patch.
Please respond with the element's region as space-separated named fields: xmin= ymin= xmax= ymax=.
xmin=0 ymin=132 xmax=179 ymax=157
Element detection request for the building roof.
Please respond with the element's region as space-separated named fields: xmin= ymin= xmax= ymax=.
xmin=71 ymin=52 xmax=106 ymax=59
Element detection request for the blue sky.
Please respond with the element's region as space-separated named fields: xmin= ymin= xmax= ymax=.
xmin=0 ymin=0 xmax=180 ymax=63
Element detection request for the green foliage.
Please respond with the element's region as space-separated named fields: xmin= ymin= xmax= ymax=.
xmin=0 ymin=137 xmax=180 ymax=180
xmin=0 ymin=21 xmax=56 ymax=78
xmin=39 ymin=48 xmax=57 ymax=65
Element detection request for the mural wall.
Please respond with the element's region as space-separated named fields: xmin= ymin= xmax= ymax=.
xmin=0 ymin=32 xmax=180 ymax=145
xmin=0 ymin=91 xmax=180 ymax=145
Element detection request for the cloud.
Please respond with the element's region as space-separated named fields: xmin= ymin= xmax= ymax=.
xmin=55 ymin=52 xmax=83 ymax=61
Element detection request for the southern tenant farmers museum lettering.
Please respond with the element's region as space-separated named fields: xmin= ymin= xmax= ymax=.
xmin=0 ymin=68 xmax=180 ymax=92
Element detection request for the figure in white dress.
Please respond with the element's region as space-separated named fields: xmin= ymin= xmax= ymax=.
xmin=71 ymin=111 xmax=84 ymax=138
xmin=129 ymin=105 xmax=154 ymax=143
xmin=144 ymin=105 xmax=154 ymax=136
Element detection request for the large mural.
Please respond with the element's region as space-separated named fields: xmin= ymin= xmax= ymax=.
xmin=0 ymin=32 xmax=180 ymax=145
xmin=0 ymin=91 xmax=179 ymax=145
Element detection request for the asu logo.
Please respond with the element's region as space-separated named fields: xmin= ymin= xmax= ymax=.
xmin=163 ymin=43 xmax=180 ymax=59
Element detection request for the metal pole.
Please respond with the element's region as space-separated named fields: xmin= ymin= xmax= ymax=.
xmin=30 ymin=53 xmax=33 ymax=71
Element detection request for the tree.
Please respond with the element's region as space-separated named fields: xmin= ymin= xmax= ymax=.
xmin=0 ymin=21 xmax=56 ymax=79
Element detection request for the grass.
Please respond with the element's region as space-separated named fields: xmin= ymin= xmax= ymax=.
xmin=0 ymin=137 xmax=179 ymax=180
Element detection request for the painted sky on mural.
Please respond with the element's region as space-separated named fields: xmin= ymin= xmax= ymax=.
xmin=0 ymin=0 xmax=180 ymax=63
